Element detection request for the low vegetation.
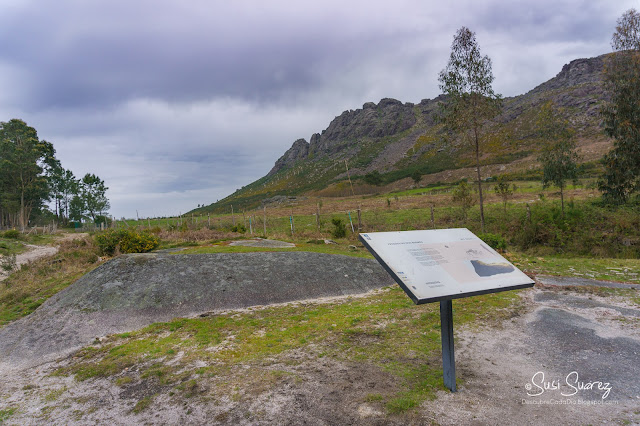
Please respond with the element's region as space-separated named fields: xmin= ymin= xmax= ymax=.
xmin=94 ymin=229 xmax=159 ymax=256
xmin=0 ymin=237 xmax=100 ymax=326
xmin=56 ymin=286 xmax=524 ymax=414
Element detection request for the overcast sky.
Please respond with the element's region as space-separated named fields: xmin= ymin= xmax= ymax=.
xmin=0 ymin=0 xmax=634 ymax=219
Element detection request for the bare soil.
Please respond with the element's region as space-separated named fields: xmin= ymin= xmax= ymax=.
xmin=0 ymin=282 xmax=638 ymax=425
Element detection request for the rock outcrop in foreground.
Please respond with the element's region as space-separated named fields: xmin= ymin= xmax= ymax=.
xmin=0 ymin=252 xmax=394 ymax=370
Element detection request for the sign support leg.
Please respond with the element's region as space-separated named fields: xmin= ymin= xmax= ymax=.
xmin=440 ymin=299 xmax=456 ymax=392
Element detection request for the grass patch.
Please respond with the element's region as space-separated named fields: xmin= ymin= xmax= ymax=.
xmin=0 ymin=408 xmax=16 ymax=423
xmin=43 ymin=387 xmax=67 ymax=402
xmin=57 ymin=286 xmax=525 ymax=413
xmin=132 ymin=396 xmax=154 ymax=414
xmin=510 ymin=254 xmax=640 ymax=283
xmin=0 ymin=238 xmax=28 ymax=257
xmin=115 ymin=376 xmax=134 ymax=386
xmin=0 ymin=237 xmax=100 ymax=327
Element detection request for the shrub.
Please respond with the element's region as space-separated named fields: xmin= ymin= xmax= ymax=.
xmin=95 ymin=229 xmax=159 ymax=256
xmin=3 ymin=230 xmax=20 ymax=239
xmin=477 ymin=232 xmax=507 ymax=252
xmin=330 ymin=218 xmax=347 ymax=239
xmin=363 ymin=171 xmax=383 ymax=186
xmin=231 ymin=224 xmax=246 ymax=233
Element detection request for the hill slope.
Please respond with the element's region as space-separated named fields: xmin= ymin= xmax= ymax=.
xmin=195 ymin=55 xmax=610 ymax=214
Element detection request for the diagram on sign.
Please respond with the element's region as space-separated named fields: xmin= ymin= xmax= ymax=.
xmin=359 ymin=228 xmax=534 ymax=304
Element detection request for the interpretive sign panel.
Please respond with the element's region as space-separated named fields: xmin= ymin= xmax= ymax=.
xmin=359 ymin=228 xmax=534 ymax=304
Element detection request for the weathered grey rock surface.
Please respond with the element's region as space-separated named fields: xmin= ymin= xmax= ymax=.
xmin=0 ymin=252 xmax=394 ymax=370
xmin=229 ymin=238 xmax=295 ymax=248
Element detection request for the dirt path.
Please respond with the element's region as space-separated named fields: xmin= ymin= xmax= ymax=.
xmin=0 ymin=233 xmax=88 ymax=282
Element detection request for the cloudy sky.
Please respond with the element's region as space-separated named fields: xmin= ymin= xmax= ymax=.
xmin=0 ymin=0 xmax=634 ymax=219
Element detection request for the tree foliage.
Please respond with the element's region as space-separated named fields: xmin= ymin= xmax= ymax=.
xmin=70 ymin=174 xmax=110 ymax=222
xmin=0 ymin=119 xmax=109 ymax=228
xmin=452 ymin=180 xmax=475 ymax=221
xmin=0 ymin=119 xmax=55 ymax=229
xmin=493 ymin=175 xmax=516 ymax=213
xmin=410 ymin=170 xmax=422 ymax=185
xmin=599 ymin=9 xmax=640 ymax=203
xmin=438 ymin=26 xmax=502 ymax=231
xmin=363 ymin=171 xmax=383 ymax=186
xmin=536 ymin=102 xmax=579 ymax=216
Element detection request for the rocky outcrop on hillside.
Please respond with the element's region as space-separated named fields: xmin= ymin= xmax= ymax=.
xmin=529 ymin=55 xmax=606 ymax=94
xmin=268 ymin=138 xmax=310 ymax=176
xmin=268 ymin=98 xmax=417 ymax=175
xmin=268 ymin=55 xmax=608 ymax=178
xmin=199 ymin=54 xmax=612 ymax=214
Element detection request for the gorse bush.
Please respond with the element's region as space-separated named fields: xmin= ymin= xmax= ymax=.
xmin=477 ymin=232 xmax=507 ymax=252
xmin=231 ymin=224 xmax=246 ymax=233
xmin=95 ymin=229 xmax=159 ymax=256
xmin=3 ymin=230 xmax=20 ymax=239
xmin=331 ymin=218 xmax=347 ymax=239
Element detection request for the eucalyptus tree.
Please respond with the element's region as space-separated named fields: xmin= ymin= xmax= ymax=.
xmin=438 ymin=27 xmax=502 ymax=232
xmin=599 ymin=9 xmax=640 ymax=203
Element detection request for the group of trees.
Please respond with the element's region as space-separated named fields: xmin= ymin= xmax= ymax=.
xmin=0 ymin=119 xmax=109 ymax=230
xmin=439 ymin=9 xmax=640 ymax=229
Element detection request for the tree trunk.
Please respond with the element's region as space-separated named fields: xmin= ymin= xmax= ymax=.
xmin=20 ymin=188 xmax=25 ymax=232
xmin=474 ymin=128 xmax=485 ymax=233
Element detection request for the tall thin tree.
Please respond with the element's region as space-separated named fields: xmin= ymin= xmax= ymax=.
xmin=438 ymin=27 xmax=501 ymax=232
xmin=599 ymin=9 xmax=640 ymax=203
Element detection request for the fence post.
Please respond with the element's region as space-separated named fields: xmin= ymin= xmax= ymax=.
xmin=431 ymin=204 xmax=435 ymax=228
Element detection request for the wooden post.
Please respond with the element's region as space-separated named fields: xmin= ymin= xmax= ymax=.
xmin=243 ymin=210 xmax=247 ymax=229
xmin=357 ymin=206 xmax=362 ymax=232
xmin=231 ymin=205 xmax=235 ymax=226
xmin=316 ymin=202 xmax=320 ymax=231
xmin=208 ymin=213 xmax=211 ymax=228
xmin=148 ymin=218 xmax=150 ymax=228
xmin=344 ymin=160 xmax=355 ymax=197
xmin=526 ymin=203 xmax=531 ymax=223
xmin=431 ymin=204 xmax=435 ymax=228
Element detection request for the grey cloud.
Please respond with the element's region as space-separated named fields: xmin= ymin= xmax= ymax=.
xmin=1 ymin=1 xmax=420 ymax=111
xmin=1 ymin=0 xmax=636 ymax=218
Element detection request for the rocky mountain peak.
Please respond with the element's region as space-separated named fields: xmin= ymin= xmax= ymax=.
xmin=267 ymin=138 xmax=309 ymax=176
xmin=269 ymin=98 xmax=418 ymax=176
xmin=529 ymin=55 xmax=606 ymax=95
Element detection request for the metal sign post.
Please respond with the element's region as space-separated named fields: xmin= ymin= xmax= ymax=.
xmin=440 ymin=299 xmax=456 ymax=391
xmin=359 ymin=229 xmax=534 ymax=392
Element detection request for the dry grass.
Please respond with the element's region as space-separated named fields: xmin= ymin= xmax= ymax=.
xmin=0 ymin=237 xmax=101 ymax=327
